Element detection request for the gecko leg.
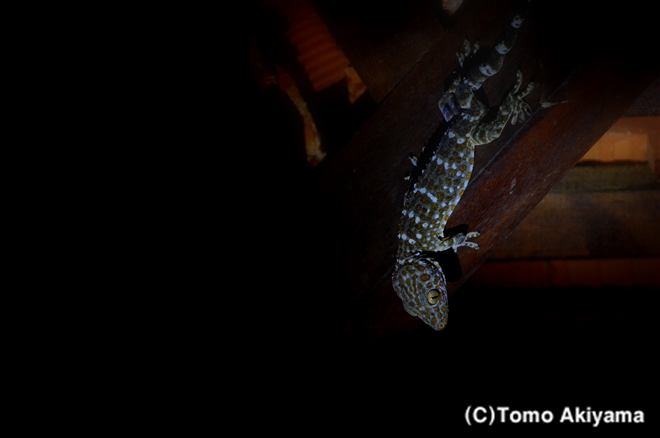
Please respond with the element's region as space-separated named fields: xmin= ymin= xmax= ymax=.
xmin=471 ymin=70 xmax=534 ymax=146
xmin=508 ymin=70 xmax=534 ymax=125
xmin=436 ymin=231 xmax=481 ymax=252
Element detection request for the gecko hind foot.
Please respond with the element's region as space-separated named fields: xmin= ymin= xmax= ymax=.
xmin=457 ymin=39 xmax=480 ymax=67
xmin=510 ymin=71 xmax=534 ymax=125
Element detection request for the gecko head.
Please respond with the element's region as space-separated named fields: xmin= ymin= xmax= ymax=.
xmin=392 ymin=257 xmax=449 ymax=330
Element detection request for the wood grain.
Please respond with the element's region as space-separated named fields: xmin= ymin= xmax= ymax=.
xmin=316 ymin=0 xmax=447 ymax=102
xmin=489 ymin=190 xmax=660 ymax=260
xmin=624 ymin=77 xmax=660 ymax=117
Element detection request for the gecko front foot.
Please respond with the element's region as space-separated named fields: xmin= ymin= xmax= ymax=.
xmin=438 ymin=231 xmax=481 ymax=252
xmin=464 ymin=231 xmax=481 ymax=250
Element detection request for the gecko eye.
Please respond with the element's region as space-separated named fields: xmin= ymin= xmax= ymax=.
xmin=427 ymin=289 xmax=441 ymax=306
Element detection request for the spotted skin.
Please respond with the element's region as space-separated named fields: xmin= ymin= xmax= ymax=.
xmin=392 ymin=1 xmax=534 ymax=330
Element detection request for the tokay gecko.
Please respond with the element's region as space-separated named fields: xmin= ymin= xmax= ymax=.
xmin=392 ymin=0 xmax=534 ymax=330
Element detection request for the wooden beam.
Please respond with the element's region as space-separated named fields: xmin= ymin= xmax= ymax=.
xmin=624 ymin=76 xmax=660 ymax=117
xmin=489 ymin=189 xmax=660 ymax=260
xmin=316 ymin=0 xmax=447 ymax=102
xmin=486 ymin=161 xmax=660 ymax=261
xmin=308 ymin=0 xmax=660 ymax=339
xmin=551 ymin=163 xmax=659 ymax=193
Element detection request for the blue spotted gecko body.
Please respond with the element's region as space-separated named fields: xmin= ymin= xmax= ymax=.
xmin=392 ymin=0 xmax=534 ymax=330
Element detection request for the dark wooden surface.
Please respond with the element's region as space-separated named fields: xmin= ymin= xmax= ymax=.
xmin=624 ymin=77 xmax=660 ymax=117
xmin=487 ymin=157 xmax=660 ymax=260
xmin=489 ymin=190 xmax=660 ymax=260
xmin=299 ymin=0 xmax=660 ymax=341
xmin=317 ymin=0 xmax=446 ymax=103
